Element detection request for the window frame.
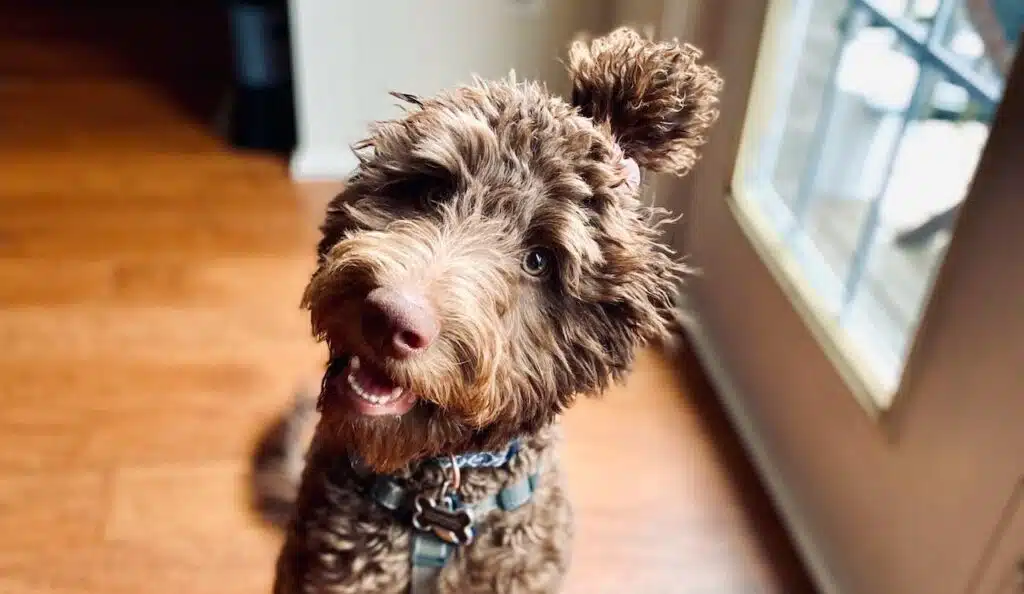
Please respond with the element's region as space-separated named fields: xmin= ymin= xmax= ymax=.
xmin=725 ymin=0 xmax=1012 ymax=414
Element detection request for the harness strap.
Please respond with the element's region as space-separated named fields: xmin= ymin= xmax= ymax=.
xmin=406 ymin=472 xmax=538 ymax=594
xmin=369 ymin=476 xmax=406 ymax=512
xmin=410 ymin=533 xmax=452 ymax=594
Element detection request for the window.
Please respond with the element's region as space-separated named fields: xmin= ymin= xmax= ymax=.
xmin=732 ymin=0 xmax=1019 ymax=409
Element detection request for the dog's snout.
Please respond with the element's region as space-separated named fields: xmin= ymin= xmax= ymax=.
xmin=361 ymin=287 xmax=439 ymax=359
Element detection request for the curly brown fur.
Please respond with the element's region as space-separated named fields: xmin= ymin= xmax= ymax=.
xmin=567 ymin=27 xmax=722 ymax=175
xmin=258 ymin=27 xmax=720 ymax=594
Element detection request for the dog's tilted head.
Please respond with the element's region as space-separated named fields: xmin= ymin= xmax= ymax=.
xmin=301 ymin=28 xmax=721 ymax=473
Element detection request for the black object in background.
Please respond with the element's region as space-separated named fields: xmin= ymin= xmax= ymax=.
xmin=224 ymin=0 xmax=296 ymax=154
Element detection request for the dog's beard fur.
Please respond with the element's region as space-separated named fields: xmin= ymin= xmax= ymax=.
xmin=321 ymin=405 xmax=457 ymax=473
xmin=299 ymin=29 xmax=721 ymax=474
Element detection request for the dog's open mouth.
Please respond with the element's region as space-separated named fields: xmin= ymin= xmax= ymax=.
xmin=326 ymin=356 xmax=418 ymax=417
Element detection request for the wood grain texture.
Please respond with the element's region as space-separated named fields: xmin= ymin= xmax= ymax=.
xmin=0 ymin=5 xmax=815 ymax=592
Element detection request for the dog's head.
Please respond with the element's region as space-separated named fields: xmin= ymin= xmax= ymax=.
xmin=302 ymin=28 xmax=721 ymax=472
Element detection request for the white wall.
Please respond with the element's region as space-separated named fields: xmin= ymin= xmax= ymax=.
xmin=287 ymin=0 xmax=610 ymax=180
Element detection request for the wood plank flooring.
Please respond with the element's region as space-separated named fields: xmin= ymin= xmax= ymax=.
xmin=0 ymin=5 xmax=815 ymax=592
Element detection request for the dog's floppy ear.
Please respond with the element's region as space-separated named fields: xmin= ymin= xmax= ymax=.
xmin=566 ymin=27 xmax=722 ymax=177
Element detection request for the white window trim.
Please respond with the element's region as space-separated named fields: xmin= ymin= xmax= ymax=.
xmin=727 ymin=0 xmax=894 ymax=416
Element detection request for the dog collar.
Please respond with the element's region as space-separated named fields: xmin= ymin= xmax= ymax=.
xmin=347 ymin=438 xmax=522 ymax=474
xmin=431 ymin=439 xmax=521 ymax=469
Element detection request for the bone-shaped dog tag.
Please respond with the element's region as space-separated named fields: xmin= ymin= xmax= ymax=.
xmin=411 ymin=494 xmax=475 ymax=545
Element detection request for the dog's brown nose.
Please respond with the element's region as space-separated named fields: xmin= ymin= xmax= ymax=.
xmin=361 ymin=287 xmax=439 ymax=359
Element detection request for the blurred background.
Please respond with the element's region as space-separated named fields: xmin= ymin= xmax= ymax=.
xmin=0 ymin=0 xmax=1020 ymax=593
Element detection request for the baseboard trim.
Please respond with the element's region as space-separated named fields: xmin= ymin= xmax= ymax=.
xmin=289 ymin=145 xmax=358 ymax=181
xmin=682 ymin=315 xmax=843 ymax=594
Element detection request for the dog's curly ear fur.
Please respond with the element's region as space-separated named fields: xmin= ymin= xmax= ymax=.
xmin=566 ymin=27 xmax=722 ymax=176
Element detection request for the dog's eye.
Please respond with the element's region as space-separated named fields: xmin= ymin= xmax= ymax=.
xmin=521 ymin=248 xmax=552 ymax=277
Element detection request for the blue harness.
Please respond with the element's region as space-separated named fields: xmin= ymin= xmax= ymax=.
xmin=346 ymin=441 xmax=539 ymax=594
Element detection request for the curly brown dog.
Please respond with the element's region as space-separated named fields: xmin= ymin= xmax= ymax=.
xmin=252 ymin=27 xmax=721 ymax=594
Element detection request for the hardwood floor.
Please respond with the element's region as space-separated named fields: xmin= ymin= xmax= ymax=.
xmin=0 ymin=8 xmax=815 ymax=593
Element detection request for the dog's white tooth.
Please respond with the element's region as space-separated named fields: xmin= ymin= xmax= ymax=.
xmin=391 ymin=387 xmax=403 ymax=399
xmin=349 ymin=373 xmax=372 ymax=400
xmin=350 ymin=356 xmax=360 ymax=371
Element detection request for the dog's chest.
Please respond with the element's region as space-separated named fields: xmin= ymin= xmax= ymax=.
xmin=278 ymin=435 xmax=570 ymax=594
xmin=297 ymin=478 xmax=415 ymax=593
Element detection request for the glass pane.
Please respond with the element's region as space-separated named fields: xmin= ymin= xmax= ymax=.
xmin=945 ymin=0 xmax=1023 ymax=76
xmin=736 ymin=0 xmax=1018 ymax=407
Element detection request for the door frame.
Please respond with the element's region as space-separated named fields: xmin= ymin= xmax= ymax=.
xmin=659 ymin=1 xmax=1024 ymax=593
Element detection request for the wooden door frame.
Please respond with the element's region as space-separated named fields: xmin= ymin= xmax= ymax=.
xmin=659 ymin=1 xmax=1024 ymax=593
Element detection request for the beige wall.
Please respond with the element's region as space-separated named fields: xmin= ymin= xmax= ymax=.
xmin=610 ymin=0 xmax=663 ymax=36
xmin=287 ymin=0 xmax=611 ymax=180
